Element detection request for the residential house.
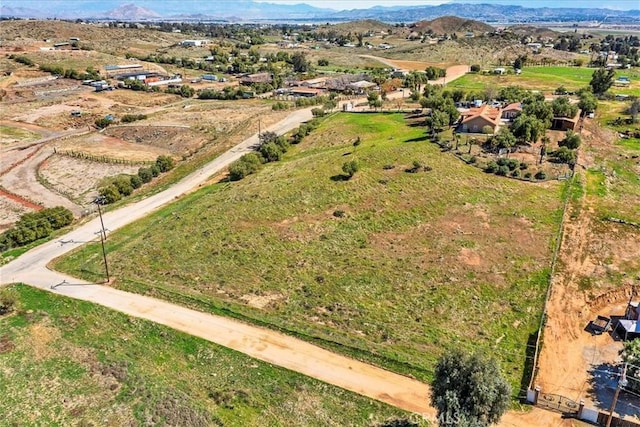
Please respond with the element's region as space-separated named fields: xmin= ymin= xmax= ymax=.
xmin=291 ymin=87 xmax=325 ymax=98
xmin=501 ymin=102 xmax=522 ymax=121
xmin=460 ymin=104 xmax=502 ymax=134
xmin=240 ymin=73 xmax=273 ymax=85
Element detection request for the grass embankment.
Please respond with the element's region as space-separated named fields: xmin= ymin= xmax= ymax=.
xmin=55 ymin=113 xmax=565 ymax=393
xmin=0 ymin=284 xmax=412 ymax=426
xmin=0 ymin=125 xmax=41 ymax=144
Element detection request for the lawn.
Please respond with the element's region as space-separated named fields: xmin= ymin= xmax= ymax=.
xmin=54 ymin=113 xmax=565 ymax=394
xmin=0 ymin=284 xmax=414 ymax=426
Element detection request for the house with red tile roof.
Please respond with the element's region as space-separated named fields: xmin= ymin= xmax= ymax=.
xmin=501 ymin=102 xmax=523 ymax=121
xmin=460 ymin=104 xmax=502 ymax=134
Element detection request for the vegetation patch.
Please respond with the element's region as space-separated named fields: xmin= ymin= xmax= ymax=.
xmin=0 ymin=284 xmax=413 ymax=426
xmin=55 ymin=113 xmax=564 ymax=394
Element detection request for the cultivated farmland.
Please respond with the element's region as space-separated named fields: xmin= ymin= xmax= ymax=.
xmin=55 ymin=112 xmax=565 ymax=392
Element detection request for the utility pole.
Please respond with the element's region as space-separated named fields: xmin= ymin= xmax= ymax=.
xmin=606 ymin=363 xmax=628 ymax=427
xmin=94 ymin=197 xmax=110 ymax=283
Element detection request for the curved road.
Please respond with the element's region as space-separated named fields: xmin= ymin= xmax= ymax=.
xmin=0 ymin=106 xmax=557 ymax=425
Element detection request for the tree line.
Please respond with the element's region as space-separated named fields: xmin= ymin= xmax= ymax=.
xmin=0 ymin=207 xmax=73 ymax=251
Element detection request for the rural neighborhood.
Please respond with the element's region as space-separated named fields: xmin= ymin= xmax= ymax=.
xmin=0 ymin=0 xmax=639 ymax=426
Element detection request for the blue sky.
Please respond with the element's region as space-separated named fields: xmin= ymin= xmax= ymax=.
xmin=254 ymin=0 xmax=639 ymax=10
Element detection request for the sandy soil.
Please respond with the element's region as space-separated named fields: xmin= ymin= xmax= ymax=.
xmin=0 ymin=195 xmax=33 ymax=231
xmin=359 ymin=55 xmax=470 ymax=85
xmin=39 ymin=155 xmax=141 ymax=207
xmin=534 ymin=118 xmax=640 ymax=420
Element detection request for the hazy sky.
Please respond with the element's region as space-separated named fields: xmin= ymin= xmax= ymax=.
xmin=254 ymin=0 xmax=639 ymax=10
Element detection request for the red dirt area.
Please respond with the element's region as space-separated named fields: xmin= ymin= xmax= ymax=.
xmin=0 ymin=188 xmax=42 ymax=211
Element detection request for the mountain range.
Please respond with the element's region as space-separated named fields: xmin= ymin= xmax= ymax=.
xmin=1 ymin=1 xmax=639 ymax=23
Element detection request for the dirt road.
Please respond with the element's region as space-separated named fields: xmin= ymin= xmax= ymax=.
xmin=359 ymin=55 xmax=469 ymax=85
xmin=0 ymin=106 xmax=570 ymax=425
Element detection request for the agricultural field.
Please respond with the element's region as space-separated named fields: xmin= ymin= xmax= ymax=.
xmin=0 ymin=284 xmax=412 ymax=426
xmin=55 ymin=112 xmax=566 ymax=393
xmin=449 ymin=66 xmax=640 ymax=96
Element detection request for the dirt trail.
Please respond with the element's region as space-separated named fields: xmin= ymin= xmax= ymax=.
xmin=535 ymin=119 xmax=637 ymax=409
xmin=359 ymin=55 xmax=469 ymax=85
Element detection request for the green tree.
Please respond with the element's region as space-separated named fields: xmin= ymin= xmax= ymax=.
xmin=431 ymin=350 xmax=511 ymax=427
xmin=367 ymin=91 xmax=380 ymax=110
xmin=259 ymin=141 xmax=284 ymax=162
xmin=342 ymin=160 xmax=360 ymax=179
xmin=558 ymin=130 xmax=581 ymax=149
xmin=551 ymin=96 xmax=578 ymax=118
xmin=621 ymin=340 xmax=640 ymax=394
xmin=512 ymin=114 xmax=547 ymax=144
xmin=99 ymin=185 xmax=122 ymax=204
xmin=291 ymin=52 xmax=310 ymax=73
xmin=589 ymin=67 xmax=615 ymax=95
xmin=490 ymin=127 xmax=516 ymax=152
xmin=155 ymin=155 xmax=175 ymax=173
xmin=138 ymin=167 xmax=153 ymax=183
xmin=427 ymin=110 xmax=450 ymax=132
xmin=553 ymin=146 xmax=577 ymax=165
xmin=578 ymin=91 xmax=598 ymax=115
xmin=523 ymin=100 xmax=553 ymax=125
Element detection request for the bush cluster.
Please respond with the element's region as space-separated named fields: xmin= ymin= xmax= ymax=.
xmin=121 ymin=114 xmax=148 ymax=123
xmin=97 ymin=156 xmax=174 ymax=204
xmin=0 ymin=207 xmax=73 ymax=251
xmin=485 ymin=158 xmax=529 ymax=177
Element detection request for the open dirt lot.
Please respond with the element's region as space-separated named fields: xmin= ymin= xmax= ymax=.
xmin=535 ymin=117 xmax=640 ymax=421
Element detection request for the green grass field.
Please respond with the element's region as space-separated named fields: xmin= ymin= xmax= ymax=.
xmin=55 ymin=113 xmax=565 ymax=394
xmin=448 ymin=66 xmax=638 ymax=94
xmin=0 ymin=284 xmax=414 ymax=426
xmin=0 ymin=125 xmax=41 ymax=143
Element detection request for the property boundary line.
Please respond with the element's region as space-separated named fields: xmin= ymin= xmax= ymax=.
xmin=528 ymin=163 xmax=577 ymax=390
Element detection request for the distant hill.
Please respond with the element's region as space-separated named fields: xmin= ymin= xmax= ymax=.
xmin=411 ymin=16 xmax=494 ymax=35
xmin=506 ymin=25 xmax=558 ymax=40
xmin=102 ymin=3 xmax=160 ymax=20
xmin=323 ymin=19 xmax=392 ymax=34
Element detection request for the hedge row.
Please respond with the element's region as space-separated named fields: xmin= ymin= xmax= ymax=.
xmin=0 ymin=206 xmax=73 ymax=251
xmin=97 ymin=155 xmax=174 ymax=204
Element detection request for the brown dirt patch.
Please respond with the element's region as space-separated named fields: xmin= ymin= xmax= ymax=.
xmin=0 ymin=334 xmax=15 ymax=354
xmin=27 ymin=321 xmax=61 ymax=361
xmin=104 ymin=125 xmax=207 ymax=155
xmin=240 ymin=293 xmax=285 ymax=310
xmin=56 ymin=133 xmax=170 ymax=162
xmin=39 ymin=154 xmax=141 ymax=206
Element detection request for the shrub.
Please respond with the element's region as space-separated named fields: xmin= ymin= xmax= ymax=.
xmin=95 ymin=117 xmax=112 ymax=129
xmin=138 ymin=167 xmax=153 ymax=183
xmin=112 ymin=175 xmax=134 ymax=196
xmin=318 ymin=58 xmax=329 ymax=66
xmin=121 ymin=114 xmax=147 ymax=123
xmin=229 ymin=152 xmax=263 ymax=181
xmin=155 ymin=155 xmax=175 ymax=173
xmin=485 ymin=161 xmax=498 ymax=173
xmin=130 ymin=174 xmax=143 ymax=189
xmin=511 ymin=169 xmax=521 ymax=178
xmin=506 ymin=158 xmax=519 ymax=171
xmin=150 ymin=164 xmax=160 ymax=177
xmin=535 ymin=170 xmax=547 ymax=180
xmin=469 ymin=156 xmax=477 ymax=164
xmin=496 ymin=165 xmax=509 ymax=176
xmin=470 ymin=64 xmax=481 ymax=72
xmin=519 ymin=162 xmax=529 ymax=170
xmin=553 ymin=146 xmax=577 ymax=165
xmin=524 ymin=172 xmax=532 ymax=179
xmin=0 ymin=287 xmax=18 ymax=315
xmin=259 ymin=141 xmax=284 ymax=163
xmin=98 ymin=185 xmax=122 ymax=204
xmin=342 ymin=160 xmax=360 ymax=178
